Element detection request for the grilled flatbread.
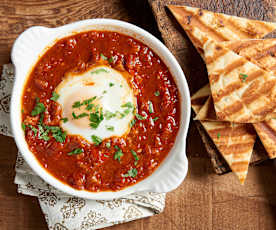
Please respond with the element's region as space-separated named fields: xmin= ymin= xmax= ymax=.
xmin=196 ymin=39 xmax=276 ymax=159
xmin=167 ymin=5 xmax=276 ymax=55
xmin=203 ymin=39 xmax=276 ymax=123
xmin=191 ymin=87 xmax=256 ymax=184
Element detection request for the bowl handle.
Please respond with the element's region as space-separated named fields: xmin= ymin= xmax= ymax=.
xmin=11 ymin=26 xmax=54 ymax=71
xmin=135 ymin=139 xmax=188 ymax=194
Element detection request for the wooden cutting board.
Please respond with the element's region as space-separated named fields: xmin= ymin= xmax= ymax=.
xmin=148 ymin=0 xmax=275 ymax=174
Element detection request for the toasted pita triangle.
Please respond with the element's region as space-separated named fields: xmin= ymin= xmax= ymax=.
xmin=167 ymin=5 xmax=276 ymax=55
xmin=196 ymin=39 xmax=276 ymax=121
xmin=196 ymin=39 xmax=276 ymax=159
xmin=203 ymin=39 xmax=276 ymax=123
xmin=191 ymin=87 xmax=256 ymax=184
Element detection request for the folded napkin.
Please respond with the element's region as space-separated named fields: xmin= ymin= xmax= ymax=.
xmin=1 ymin=64 xmax=165 ymax=230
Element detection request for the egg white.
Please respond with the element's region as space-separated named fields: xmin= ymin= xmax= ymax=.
xmin=55 ymin=65 xmax=136 ymax=142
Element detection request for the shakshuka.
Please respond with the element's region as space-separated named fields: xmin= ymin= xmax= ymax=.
xmin=21 ymin=31 xmax=180 ymax=192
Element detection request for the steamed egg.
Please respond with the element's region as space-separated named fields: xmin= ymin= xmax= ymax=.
xmin=55 ymin=65 xmax=136 ymax=142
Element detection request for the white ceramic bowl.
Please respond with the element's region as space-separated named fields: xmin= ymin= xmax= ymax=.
xmin=11 ymin=19 xmax=190 ymax=200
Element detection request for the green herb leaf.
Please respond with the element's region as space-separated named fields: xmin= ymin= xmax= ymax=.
xmin=72 ymin=101 xmax=82 ymax=108
xmin=31 ymin=101 xmax=45 ymax=116
xmin=148 ymin=101 xmax=154 ymax=113
xmin=39 ymin=113 xmax=45 ymax=124
xmin=114 ymin=146 xmax=123 ymax=162
xmin=104 ymin=111 xmax=116 ymax=120
xmin=123 ymin=108 xmax=131 ymax=116
xmin=61 ymin=117 xmax=68 ymax=123
xmin=68 ymin=148 xmax=83 ymax=156
xmin=102 ymin=90 xmax=107 ymax=94
xmin=27 ymin=125 xmax=38 ymax=136
xmin=131 ymin=150 xmax=139 ymax=165
xmin=105 ymin=142 xmax=111 ymax=148
xmin=135 ymin=113 xmax=147 ymax=120
xmin=109 ymin=82 xmax=115 ymax=87
xmin=21 ymin=109 xmax=25 ymax=114
xmin=152 ymin=117 xmax=159 ymax=122
xmin=38 ymin=124 xmax=50 ymax=141
xmin=91 ymin=135 xmax=102 ymax=145
xmin=120 ymin=84 xmax=123 ymax=88
xmin=121 ymin=102 xmax=133 ymax=109
xmin=106 ymin=125 xmax=114 ymax=131
xmin=22 ymin=123 xmax=26 ymax=131
xmin=108 ymin=56 xmax=114 ymax=63
xmin=50 ymin=92 xmax=60 ymax=102
xmin=91 ymin=68 xmax=108 ymax=74
xmin=83 ymin=96 xmax=97 ymax=105
xmin=123 ymin=168 xmax=138 ymax=178
xmin=72 ymin=112 xmax=88 ymax=119
xmin=217 ymin=133 xmax=221 ymax=139
xmin=239 ymin=73 xmax=248 ymax=82
xmin=44 ymin=125 xmax=67 ymax=143
xmin=114 ymin=149 xmax=123 ymax=162
xmin=100 ymin=53 xmax=108 ymax=60
xmin=85 ymin=104 xmax=95 ymax=111
xmin=130 ymin=119 xmax=136 ymax=127
xmin=154 ymin=91 xmax=160 ymax=96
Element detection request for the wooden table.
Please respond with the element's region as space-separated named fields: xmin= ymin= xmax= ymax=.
xmin=1 ymin=0 xmax=276 ymax=229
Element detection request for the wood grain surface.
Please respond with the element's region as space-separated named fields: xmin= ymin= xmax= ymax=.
xmin=1 ymin=0 xmax=276 ymax=229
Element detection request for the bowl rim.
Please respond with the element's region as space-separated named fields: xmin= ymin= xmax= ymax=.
xmin=10 ymin=18 xmax=191 ymax=200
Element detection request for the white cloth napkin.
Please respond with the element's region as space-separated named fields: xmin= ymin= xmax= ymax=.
xmin=1 ymin=64 xmax=166 ymax=230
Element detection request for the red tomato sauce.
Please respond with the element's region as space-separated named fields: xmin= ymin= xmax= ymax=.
xmin=21 ymin=31 xmax=180 ymax=192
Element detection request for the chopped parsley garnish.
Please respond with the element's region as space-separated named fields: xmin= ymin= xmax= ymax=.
xmin=21 ymin=109 xmax=24 ymax=114
xmin=72 ymin=112 xmax=88 ymax=119
xmin=38 ymin=124 xmax=50 ymax=141
xmin=104 ymin=111 xmax=116 ymax=120
xmin=31 ymin=99 xmax=45 ymax=116
xmin=91 ymin=135 xmax=102 ymax=146
xmin=121 ymin=102 xmax=133 ymax=109
xmin=120 ymin=84 xmax=123 ymax=88
xmin=105 ymin=142 xmax=111 ymax=148
xmin=22 ymin=123 xmax=26 ymax=131
xmin=91 ymin=68 xmax=108 ymax=74
xmin=106 ymin=125 xmax=114 ymax=131
xmin=130 ymin=119 xmax=136 ymax=127
xmin=123 ymin=108 xmax=132 ymax=116
xmin=27 ymin=125 xmax=38 ymax=135
xmin=61 ymin=117 xmax=68 ymax=123
xmin=45 ymin=125 xmax=67 ymax=143
xmin=148 ymin=101 xmax=154 ymax=113
xmin=89 ymin=111 xmax=104 ymax=129
xmin=131 ymin=150 xmax=139 ymax=165
xmin=68 ymin=148 xmax=83 ymax=156
xmin=114 ymin=146 xmax=123 ymax=162
xmin=108 ymin=56 xmax=114 ymax=63
xmin=39 ymin=113 xmax=44 ymax=124
xmin=239 ymin=73 xmax=248 ymax=82
xmin=135 ymin=113 xmax=147 ymax=120
xmin=217 ymin=133 xmax=221 ymax=139
xmin=154 ymin=91 xmax=160 ymax=96
xmin=102 ymin=90 xmax=107 ymax=94
xmin=85 ymin=103 xmax=94 ymax=111
xmin=83 ymin=96 xmax=97 ymax=105
xmin=152 ymin=117 xmax=159 ymax=122
xmin=123 ymin=168 xmax=138 ymax=178
xmin=100 ymin=53 xmax=108 ymax=60
xmin=109 ymin=82 xmax=115 ymax=87
xmin=72 ymin=101 xmax=82 ymax=108
xmin=50 ymin=92 xmax=59 ymax=102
